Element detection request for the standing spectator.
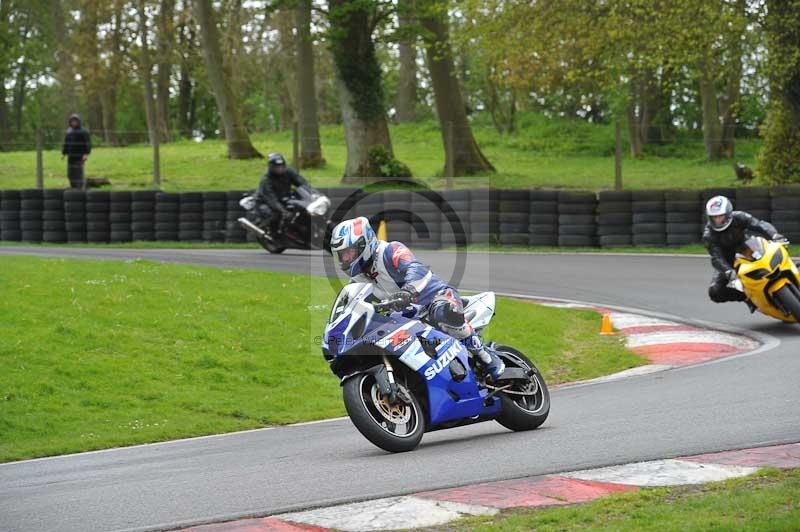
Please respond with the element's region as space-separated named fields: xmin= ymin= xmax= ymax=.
xmin=61 ymin=114 xmax=91 ymax=189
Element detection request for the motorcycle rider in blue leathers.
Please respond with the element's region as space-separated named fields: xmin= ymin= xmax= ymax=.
xmin=330 ymin=216 xmax=506 ymax=381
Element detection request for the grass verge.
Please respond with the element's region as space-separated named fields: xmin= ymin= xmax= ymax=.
xmin=0 ymin=256 xmax=641 ymax=462
xmin=0 ymin=119 xmax=763 ymax=191
xmin=442 ymin=468 xmax=800 ymax=531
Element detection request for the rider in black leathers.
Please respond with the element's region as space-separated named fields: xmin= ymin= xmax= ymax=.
xmin=254 ymin=153 xmax=317 ymax=233
xmin=703 ymin=195 xmax=785 ymax=306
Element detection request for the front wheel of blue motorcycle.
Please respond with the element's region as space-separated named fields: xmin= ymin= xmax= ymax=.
xmin=493 ymin=345 xmax=550 ymax=431
xmin=343 ymin=373 xmax=425 ymax=453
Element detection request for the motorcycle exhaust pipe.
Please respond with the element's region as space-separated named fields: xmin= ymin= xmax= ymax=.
xmin=238 ymin=217 xmax=271 ymax=241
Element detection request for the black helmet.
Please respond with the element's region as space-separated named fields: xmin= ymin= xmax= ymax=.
xmin=268 ymin=153 xmax=287 ymax=175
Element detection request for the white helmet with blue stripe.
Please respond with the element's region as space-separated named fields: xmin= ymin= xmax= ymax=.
xmin=330 ymin=217 xmax=378 ymax=276
xmin=706 ymin=195 xmax=733 ymax=232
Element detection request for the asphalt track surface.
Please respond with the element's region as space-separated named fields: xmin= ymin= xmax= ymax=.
xmin=1 ymin=246 xmax=799 ymax=532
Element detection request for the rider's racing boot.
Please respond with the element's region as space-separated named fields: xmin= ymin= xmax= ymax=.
xmin=465 ymin=334 xmax=505 ymax=381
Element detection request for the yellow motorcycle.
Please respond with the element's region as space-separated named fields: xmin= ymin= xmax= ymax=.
xmin=732 ymin=236 xmax=800 ymax=323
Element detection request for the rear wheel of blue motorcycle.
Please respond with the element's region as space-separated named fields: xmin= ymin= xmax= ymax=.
xmin=343 ymin=373 xmax=425 ymax=453
xmin=493 ymin=345 xmax=550 ymax=431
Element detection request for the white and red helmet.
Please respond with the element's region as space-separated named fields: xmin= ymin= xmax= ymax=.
xmin=706 ymin=196 xmax=734 ymax=232
xmin=330 ymin=217 xmax=379 ymax=276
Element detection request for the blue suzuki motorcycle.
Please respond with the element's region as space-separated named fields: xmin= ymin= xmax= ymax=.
xmin=322 ymin=283 xmax=550 ymax=452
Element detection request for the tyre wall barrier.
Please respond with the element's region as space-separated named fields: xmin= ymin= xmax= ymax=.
xmin=3 ymin=185 xmax=800 ymax=248
xmin=558 ymin=190 xmax=597 ymax=247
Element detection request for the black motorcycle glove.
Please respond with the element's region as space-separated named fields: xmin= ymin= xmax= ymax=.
xmin=390 ymin=288 xmax=417 ymax=310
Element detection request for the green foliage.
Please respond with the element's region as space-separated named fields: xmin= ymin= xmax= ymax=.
xmin=758 ymin=102 xmax=800 ymax=184
xmin=0 ymin=256 xmax=642 ymax=461
xmin=367 ymin=145 xmax=413 ymax=178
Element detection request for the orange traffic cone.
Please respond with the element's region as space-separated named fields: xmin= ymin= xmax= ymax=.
xmin=600 ymin=314 xmax=615 ymax=335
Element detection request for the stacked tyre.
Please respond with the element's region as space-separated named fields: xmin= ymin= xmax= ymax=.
xmin=665 ymin=190 xmax=703 ymax=246
xmin=131 ymin=191 xmax=156 ymax=241
xmin=202 ymin=192 xmax=227 ymax=242
xmin=225 ymin=191 xmax=248 ymax=243
xmin=86 ymin=192 xmax=111 ymax=243
xmin=382 ymin=190 xmax=412 ymax=244
xmin=20 ymin=189 xmax=44 ymax=243
xmin=597 ymin=191 xmax=632 ymax=247
xmin=155 ymin=193 xmax=179 ymax=241
xmin=179 ymin=192 xmax=204 ymax=242
xmin=631 ymin=190 xmax=666 ymax=246
xmin=42 ymin=189 xmax=67 ymax=243
xmin=770 ymin=185 xmax=800 ymax=243
xmin=439 ymin=189 xmax=470 ymax=248
xmin=409 ymin=190 xmax=441 ymax=249
xmin=109 ymin=191 xmax=133 ymax=243
xmin=64 ymin=190 xmax=87 ymax=243
xmin=497 ymin=189 xmax=529 ymax=246
xmin=734 ymin=187 xmax=771 ymax=222
xmin=469 ymin=189 xmax=496 ymax=245
xmin=358 ymin=191 xmax=384 ymax=232
xmin=326 ymin=187 xmax=361 ymax=227
xmin=0 ymin=190 xmax=22 ymax=242
xmin=558 ymin=191 xmax=597 ymax=247
xmin=528 ymin=190 xmax=559 ymax=246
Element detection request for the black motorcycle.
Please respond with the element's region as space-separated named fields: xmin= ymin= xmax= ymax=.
xmin=238 ymin=187 xmax=333 ymax=254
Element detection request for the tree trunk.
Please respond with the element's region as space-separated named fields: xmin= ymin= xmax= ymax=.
xmin=156 ymin=0 xmax=174 ymax=143
xmin=177 ymin=23 xmax=195 ymax=138
xmin=136 ymin=1 xmax=158 ymax=148
xmin=100 ymin=88 xmax=118 ymax=145
xmin=0 ymin=81 xmax=10 ymax=150
xmin=279 ymin=79 xmax=295 ymax=131
xmin=421 ymin=2 xmax=494 ymax=175
xmin=626 ymin=99 xmax=643 ymax=158
xmin=100 ymin=0 xmax=124 ymax=146
xmin=698 ymin=58 xmax=723 ymax=161
xmin=336 ymin=77 xmax=393 ymax=182
xmin=177 ymin=62 xmax=193 ymax=137
xmin=395 ymin=0 xmax=417 ymax=123
xmin=136 ymin=0 xmax=161 ymax=184
xmin=192 ymin=0 xmax=262 ymax=159
xmin=328 ymin=0 xmax=396 ymax=182
xmin=295 ymin=0 xmax=324 ymax=167
xmin=51 ymin=0 xmax=79 ymax=120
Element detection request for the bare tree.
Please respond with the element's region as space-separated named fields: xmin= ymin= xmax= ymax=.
xmin=192 ymin=0 xmax=262 ymax=159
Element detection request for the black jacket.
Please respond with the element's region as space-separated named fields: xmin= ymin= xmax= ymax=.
xmin=61 ymin=115 xmax=92 ymax=158
xmin=255 ymin=167 xmax=315 ymax=214
xmin=702 ymin=211 xmax=778 ymax=273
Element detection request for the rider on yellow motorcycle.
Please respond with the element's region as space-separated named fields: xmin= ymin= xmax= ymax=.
xmin=703 ymin=195 xmax=787 ymax=311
